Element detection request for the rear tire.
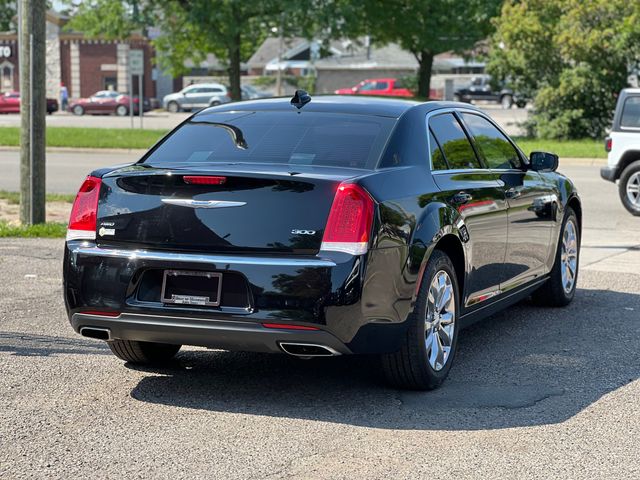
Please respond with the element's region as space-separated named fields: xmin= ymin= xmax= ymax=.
xmin=618 ymin=160 xmax=640 ymax=216
xmin=107 ymin=339 xmax=181 ymax=364
xmin=381 ymin=250 xmax=460 ymax=390
xmin=167 ymin=101 xmax=180 ymax=113
xmin=72 ymin=105 xmax=84 ymax=116
xmin=532 ymin=207 xmax=579 ymax=307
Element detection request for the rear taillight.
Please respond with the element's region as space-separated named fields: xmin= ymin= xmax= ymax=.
xmin=67 ymin=176 xmax=101 ymax=241
xmin=320 ymin=183 xmax=374 ymax=255
xmin=605 ymin=137 xmax=612 ymax=152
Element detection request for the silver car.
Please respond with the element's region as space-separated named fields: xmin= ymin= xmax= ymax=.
xmin=163 ymin=83 xmax=231 ymax=113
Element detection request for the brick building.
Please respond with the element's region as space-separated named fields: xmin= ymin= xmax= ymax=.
xmin=0 ymin=10 xmax=155 ymax=101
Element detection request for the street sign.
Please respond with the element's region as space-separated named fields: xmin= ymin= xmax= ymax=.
xmin=129 ymin=49 xmax=144 ymax=75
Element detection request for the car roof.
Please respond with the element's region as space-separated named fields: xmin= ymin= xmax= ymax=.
xmin=185 ymin=83 xmax=226 ymax=89
xmin=195 ymin=96 xmax=480 ymax=119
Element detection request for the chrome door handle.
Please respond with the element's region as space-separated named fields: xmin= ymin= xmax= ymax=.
xmin=452 ymin=192 xmax=473 ymax=204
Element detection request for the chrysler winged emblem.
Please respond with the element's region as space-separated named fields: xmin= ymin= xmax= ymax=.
xmin=161 ymin=199 xmax=247 ymax=209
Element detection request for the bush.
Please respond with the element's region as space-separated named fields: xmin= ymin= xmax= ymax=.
xmin=530 ymin=65 xmax=618 ymax=139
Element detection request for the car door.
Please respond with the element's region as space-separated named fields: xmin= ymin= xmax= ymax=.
xmin=459 ymin=112 xmax=556 ymax=291
xmin=428 ymin=111 xmax=509 ymax=308
xmin=182 ymin=87 xmax=201 ymax=109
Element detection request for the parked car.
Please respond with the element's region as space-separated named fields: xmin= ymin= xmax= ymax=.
xmin=454 ymin=75 xmax=525 ymax=109
xmin=0 ymin=91 xmax=59 ymax=114
xmin=602 ymin=88 xmax=640 ymax=216
xmin=241 ymin=84 xmax=272 ymax=100
xmin=163 ymin=83 xmax=231 ymax=113
xmin=63 ymin=95 xmax=581 ymax=390
xmin=335 ymin=78 xmax=413 ymax=97
xmin=68 ymin=90 xmax=151 ymax=116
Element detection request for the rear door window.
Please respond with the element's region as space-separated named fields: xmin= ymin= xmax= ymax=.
xmin=621 ymin=96 xmax=640 ymax=128
xmin=144 ymin=111 xmax=396 ymax=170
xmin=428 ymin=113 xmax=481 ymax=170
xmin=461 ymin=113 xmax=522 ymax=169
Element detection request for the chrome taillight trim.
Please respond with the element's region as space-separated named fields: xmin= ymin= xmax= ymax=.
xmin=66 ymin=229 xmax=96 ymax=242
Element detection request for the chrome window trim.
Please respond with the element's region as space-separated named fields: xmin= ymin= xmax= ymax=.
xmin=68 ymin=244 xmax=337 ymax=267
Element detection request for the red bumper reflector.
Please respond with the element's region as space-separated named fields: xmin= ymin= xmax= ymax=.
xmin=262 ymin=323 xmax=319 ymax=331
xmin=183 ymin=175 xmax=227 ymax=185
xmin=80 ymin=310 xmax=120 ymax=317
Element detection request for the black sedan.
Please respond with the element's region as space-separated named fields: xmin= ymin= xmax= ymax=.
xmin=63 ymin=93 xmax=581 ymax=390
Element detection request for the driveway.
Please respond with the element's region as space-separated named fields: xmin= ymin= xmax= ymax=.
xmin=1 ymin=163 xmax=638 ymax=478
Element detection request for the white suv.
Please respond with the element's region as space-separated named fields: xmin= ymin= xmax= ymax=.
xmin=162 ymin=83 xmax=231 ymax=113
xmin=602 ymin=88 xmax=640 ymax=215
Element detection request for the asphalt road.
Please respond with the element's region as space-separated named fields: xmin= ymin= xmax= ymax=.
xmin=1 ymin=164 xmax=639 ymax=478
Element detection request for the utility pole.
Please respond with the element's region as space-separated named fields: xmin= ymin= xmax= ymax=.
xmin=19 ymin=0 xmax=46 ymax=225
xmin=275 ymin=13 xmax=284 ymax=97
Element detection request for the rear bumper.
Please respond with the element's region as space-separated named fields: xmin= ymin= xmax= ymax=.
xmin=600 ymin=165 xmax=618 ymax=182
xmin=71 ymin=311 xmax=352 ymax=354
xmin=63 ymin=242 xmax=411 ymax=354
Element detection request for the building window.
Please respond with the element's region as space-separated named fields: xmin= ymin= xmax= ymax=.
xmin=0 ymin=61 xmax=14 ymax=92
xmin=103 ymin=76 xmax=117 ymax=91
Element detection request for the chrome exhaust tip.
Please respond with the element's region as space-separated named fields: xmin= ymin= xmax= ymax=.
xmin=79 ymin=327 xmax=111 ymax=341
xmin=279 ymin=342 xmax=341 ymax=357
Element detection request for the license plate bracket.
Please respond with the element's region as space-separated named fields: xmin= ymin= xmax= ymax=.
xmin=161 ymin=270 xmax=222 ymax=307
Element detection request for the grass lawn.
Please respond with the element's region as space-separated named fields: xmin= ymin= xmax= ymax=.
xmin=0 ymin=126 xmax=606 ymax=158
xmin=0 ymin=190 xmax=75 ymax=204
xmin=0 ymin=127 xmax=167 ymax=150
xmin=0 ymin=221 xmax=66 ymax=238
xmin=514 ymin=138 xmax=606 ymax=159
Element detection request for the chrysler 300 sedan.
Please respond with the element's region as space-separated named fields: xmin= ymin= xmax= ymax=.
xmin=63 ymin=93 xmax=581 ymax=390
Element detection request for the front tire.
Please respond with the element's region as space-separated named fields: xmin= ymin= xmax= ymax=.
xmin=72 ymin=105 xmax=84 ymax=116
xmin=532 ymin=207 xmax=580 ymax=307
xmin=115 ymin=105 xmax=128 ymax=116
xmin=381 ymin=250 xmax=460 ymax=390
xmin=107 ymin=339 xmax=181 ymax=365
xmin=500 ymin=94 xmax=514 ymax=109
xmin=618 ymin=160 xmax=640 ymax=216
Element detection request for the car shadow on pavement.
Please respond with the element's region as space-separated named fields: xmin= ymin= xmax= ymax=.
xmin=128 ymin=288 xmax=640 ymax=430
xmin=0 ymin=331 xmax=110 ymax=357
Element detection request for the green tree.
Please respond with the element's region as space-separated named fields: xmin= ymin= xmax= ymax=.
xmin=0 ymin=0 xmax=16 ymax=32
xmin=358 ymin=0 xmax=502 ymax=98
xmin=64 ymin=1 xmax=317 ymax=101
xmin=487 ymin=0 xmax=640 ymax=139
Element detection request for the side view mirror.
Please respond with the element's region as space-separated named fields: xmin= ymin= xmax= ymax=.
xmin=352 ymin=86 xmax=359 ymax=93
xmin=529 ymin=151 xmax=559 ymax=172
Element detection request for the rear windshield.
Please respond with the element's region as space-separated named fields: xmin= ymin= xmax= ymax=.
xmin=143 ymin=111 xmax=396 ymax=170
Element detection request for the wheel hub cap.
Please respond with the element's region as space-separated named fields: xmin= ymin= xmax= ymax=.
xmin=561 ymin=219 xmax=578 ymax=294
xmin=425 ymin=270 xmax=456 ymax=371
xmin=627 ymin=172 xmax=640 ymax=207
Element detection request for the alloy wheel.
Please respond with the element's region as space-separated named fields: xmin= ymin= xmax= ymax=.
xmin=626 ymin=172 xmax=640 ymax=207
xmin=560 ymin=219 xmax=578 ymax=294
xmin=425 ymin=270 xmax=456 ymax=371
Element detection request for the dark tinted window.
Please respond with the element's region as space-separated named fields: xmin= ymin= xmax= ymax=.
xmin=461 ymin=113 xmax=521 ymax=169
xmin=144 ymin=111 xmax=396 ymax=170
xmin=621 ymin=96 xmax=640 ymax=128
xmin=376 ymin=81 xmax=389 ymax=90
xmin=429 ymin=113 xmax=480 ymax=169
xmin=429 ymin=129 xmax=448 ymax=170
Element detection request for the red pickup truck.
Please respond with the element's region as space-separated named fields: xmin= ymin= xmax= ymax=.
xmin=334 ymin=78 xmax=413 ymax=97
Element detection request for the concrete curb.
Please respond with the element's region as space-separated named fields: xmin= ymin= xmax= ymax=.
xmin=0 ymin=146 xmax=147 ymax=155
